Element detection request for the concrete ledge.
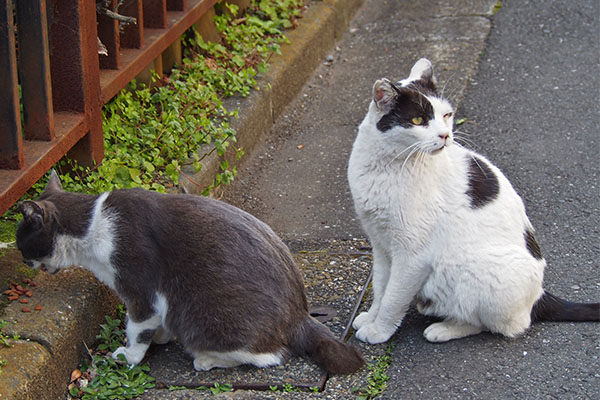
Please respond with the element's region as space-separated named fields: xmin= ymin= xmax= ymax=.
xmin=0 ymin=259 xmax=119 ymax=400
xmin=0 ymin=340 xmax=51 ymax=400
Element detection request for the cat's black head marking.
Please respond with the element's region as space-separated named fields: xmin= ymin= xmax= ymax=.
xmin=405 ymin=78 xmax=437 ymax=98
xmin=16 ymin=200 xmax=57 ymax=263
xmin=466 ymin=156 xmax=500 ymax=208
xmin=376 ymin=90 xmax=434 ymax=132
xmin=15 ymin=169 xmax=95 ymax=266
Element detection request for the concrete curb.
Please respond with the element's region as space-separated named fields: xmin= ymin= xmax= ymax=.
xmin=0 ymin=266 xmax=119 ymax=400
xmin=181 ymin=0 xmax=366 ymax=194
xmin=0 ymin=1 xmax=365 ymax=399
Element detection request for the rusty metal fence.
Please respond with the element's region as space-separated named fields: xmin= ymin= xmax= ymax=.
xmin=0 ymin=0 xmax=218 ymax=216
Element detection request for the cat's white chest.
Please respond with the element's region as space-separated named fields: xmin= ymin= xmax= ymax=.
xmin=350 ymin=152 xmax=442 ymax=226
xmin=51 ymin=192 xmax=119 ymax=290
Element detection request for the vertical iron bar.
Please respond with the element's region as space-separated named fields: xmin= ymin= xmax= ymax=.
xmin=48 ymin=0 xmax=103 ymax=166
xmin=48 ymin=0 xmax=85 ymax=112
xmin=0 ymin=0 xmax=24 ymax=169
xmin=167 ymin=0 xmax=186 ymax=11
xmin=16 ymin=0 xmax=55 ymax=141
xmin=120 ymin=0 xmax=143 ymax=48
xmin=143 ymin=0 xmax=167 ymax=29
xmin=98 ymin=0 xmax=120 ymax=69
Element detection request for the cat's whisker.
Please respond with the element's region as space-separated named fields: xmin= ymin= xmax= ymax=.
xmin=388 ymin=142 xmax=420 ymax=167
xmin=399 ymin=145 xmax=423 ymax=175
xmin=454 ymin=136 xmax=478 ymax=151
xmin=453 ymin=128 xmax=478 ymax=139
xmin=467 ymin=152 xmax=492 ymax=178
xmin=439 ymin=70 xmax=459 ymax=100
xmin=415 ymin=149 xmax=428 ymax=172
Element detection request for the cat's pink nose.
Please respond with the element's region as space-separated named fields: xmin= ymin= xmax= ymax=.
xmin=439 ymin=133 xmax=450 ymax=140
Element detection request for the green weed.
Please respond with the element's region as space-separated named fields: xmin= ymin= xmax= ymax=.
xmin=1 ymin=0 xmax=308 ymax=220
xmin=352 ymin=343 xmax=394 ymax=399
xmin=68 ymin=306 xmax=156 ymax=400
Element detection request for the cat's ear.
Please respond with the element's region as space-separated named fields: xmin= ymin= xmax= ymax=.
xmin=44 ymin=169 xmax=63 ymax=194
xmin=372 ymin=79 xmax=398 ymax=112
xmin=19 ymin=201 xmax=45 ymax=226
xmin=408 ymin=58 xmax=435 ymax=84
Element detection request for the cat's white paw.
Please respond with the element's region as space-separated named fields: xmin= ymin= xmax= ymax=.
xmin=193 ymin=355 xmax=240 ymax=371
xmin=423 ymin=321 xmax=483 ymax=342
xmin=353 ymin=312 xmax=375 ymax=330
xmin=355 ymin=323 xmax=395 ymax=344
xmin=112 ymin=346 xmax=145 ymax=365
xmin=194 ymin=357 xmax=216 ymax=371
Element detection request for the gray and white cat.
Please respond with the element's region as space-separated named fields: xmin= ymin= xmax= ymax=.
xmin=348 ymin=58 xmax=599 ymax=344
xmin=16 ymin=172 xmax=364 ymax=373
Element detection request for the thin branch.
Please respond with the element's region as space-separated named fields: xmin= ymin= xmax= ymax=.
xmin=96 ymin=1 xmax=137 ymax=27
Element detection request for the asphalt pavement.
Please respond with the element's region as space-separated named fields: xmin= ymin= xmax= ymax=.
xmin=221 ymin=0 xmax=599 ymax=398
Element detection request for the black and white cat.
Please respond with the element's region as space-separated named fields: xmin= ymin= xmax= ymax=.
xmin=348 ymin=58 xmax=599 ymax=344
xmin=16 ymin=171 xmax=364 ymax=373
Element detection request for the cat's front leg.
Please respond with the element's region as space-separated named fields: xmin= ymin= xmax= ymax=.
xmin=353 ymin=244 xmax=391 ymax=331
xmin=356 ymin=260 xmax=429 ymax=344
xmin=112 ymin=312 xmax=162 ymax=365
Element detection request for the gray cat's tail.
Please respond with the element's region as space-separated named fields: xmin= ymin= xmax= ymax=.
xmin=531 ymin=291 xmax=600 ymax=322
xmin=290 ymin=316 xmax=365 ymax=374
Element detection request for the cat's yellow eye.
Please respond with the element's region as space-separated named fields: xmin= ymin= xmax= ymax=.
xmin=443 ymin=112 xmax=453 ymax=119
xmin=411 ymin=116 xmax=424 ymax=125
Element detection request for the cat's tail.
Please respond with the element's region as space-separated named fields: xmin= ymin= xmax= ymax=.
xmin=531 ymin=291 xmax=600 ymax=322
xmin=290 ymin=315 xmax=365 ymax=374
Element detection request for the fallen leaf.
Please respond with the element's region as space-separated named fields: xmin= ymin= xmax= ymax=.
xmin=22 ymin=307 xmax=32 ymax=313
xmin=19 ymin=298 xmax=28 ymax=304
xmin=35 ymin=304 xmax=42 ymax=311
xmin=70 ymin=369 xmax=82 ymax=383
xmin=205 ymin=58 xmax=218 ymax=70
xmin=297 ymin=145 xmax=304 ymax=150
xmin=8 ymin=295 xmax=19 ymax=301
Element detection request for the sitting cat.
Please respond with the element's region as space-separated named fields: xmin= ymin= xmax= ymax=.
xmin=347 ymin=58 xmax=599 ymax=344
xmin=16 ymin=171 xmax=364 ymax=373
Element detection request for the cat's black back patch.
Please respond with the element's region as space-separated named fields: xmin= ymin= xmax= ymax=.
xmin=466 ymin=156 xmax=499 ymax=208
xmin=377 ymin=89 xmax=434 ymax=132
xmin=524 ymin=228 xmax=543 ymax=260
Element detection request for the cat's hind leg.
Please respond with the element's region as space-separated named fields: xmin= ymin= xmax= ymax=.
xmin=192 ymin=350 xmax=284 ymax=371
xmin=423 ymin=319 xmax=484 ymax=342
xmin=152 ymin=326 xmax=173 ymax=344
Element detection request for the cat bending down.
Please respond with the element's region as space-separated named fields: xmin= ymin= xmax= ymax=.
xmin=348 ymin=58 xmax=599 ymax=344
xmin=16 ymin=172 xmax=364 ymax=373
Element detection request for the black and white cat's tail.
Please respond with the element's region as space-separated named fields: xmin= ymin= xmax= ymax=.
xmin=532 ymin=291 xmax=600 ymax=322
xmin=290 ymin=316 xmax=365 ymax=374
